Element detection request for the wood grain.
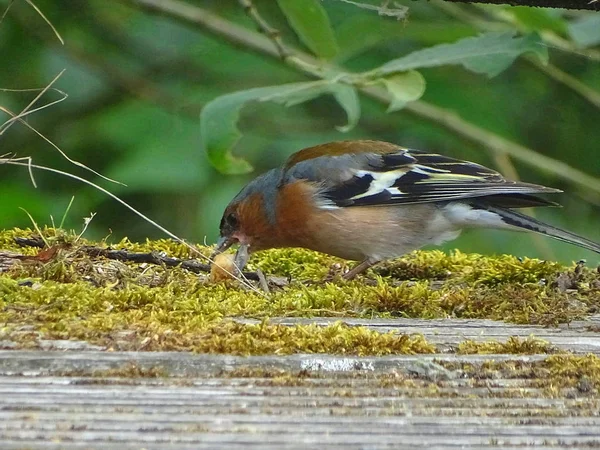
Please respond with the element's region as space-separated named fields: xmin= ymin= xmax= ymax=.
xmin=1 ymin=316 xmax=600 ymax=448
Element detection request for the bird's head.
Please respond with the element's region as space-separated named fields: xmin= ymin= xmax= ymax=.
xmin=213 ymin=168 xmax=283 ymax=270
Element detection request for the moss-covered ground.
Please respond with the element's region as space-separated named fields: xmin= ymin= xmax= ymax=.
xmin=1 ymin=227 xmax=600 ymax=360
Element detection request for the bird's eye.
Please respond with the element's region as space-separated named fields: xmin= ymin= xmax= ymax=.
xmin=226 ymin=213 xmax=239 ymax=228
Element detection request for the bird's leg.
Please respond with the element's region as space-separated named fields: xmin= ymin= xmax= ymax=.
xmin=343 ymin=258 xmax=380 ymax=280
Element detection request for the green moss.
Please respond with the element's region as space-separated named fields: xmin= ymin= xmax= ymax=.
xmin=66 ymin=364 xmax=170 ymax=379
xmin=376 ymin=250 xmax=562 ymax=284
xmin=457 ymin=336 xmax=558 ymax=355
xmin=2 ymin=227 xmax=600 ymax=355
xmin=544 ymin=354 xmax=600 ymax=393
xmin=0 ymin=258 xmax=434 ymax=355
xmin=441 ymin=354 xmax=600 ymax=396
xmin=0 ymin=284 xmax=434 ymax=354
xmin=110 ymin=236 xmax=212 ymax=260
xmin=192 ymin=321 xmax=435 ymax=356
xmin=0 ymin=228 xmax=45 ymax=254
xmin=252 ymin=248 xmax=344 ymax=280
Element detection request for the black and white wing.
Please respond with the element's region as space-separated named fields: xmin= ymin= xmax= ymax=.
xmin=285 ymin=141 xmax=560 ymax=208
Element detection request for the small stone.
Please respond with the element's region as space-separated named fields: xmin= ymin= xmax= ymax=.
xmin=577 ymin=376 xmax=594 ymax=394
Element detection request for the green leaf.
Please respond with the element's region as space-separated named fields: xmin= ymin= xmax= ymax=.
xmin=379 ymin=71 xmax=426 ymax=112
xmin=510 ymin=7 xmax=568 ymax=35
xmin=336 ymin=17 xmax=474 ymax=61
xmin=201 ymin=85 xmax=293 ymax=174
xmin=329 ymin=84 xmax=360 ymax=132
xmin=200 ymin=82 xmax=360 ymax=173
xmin=568 ymin=16 xmax=600 ymax=48
xmin=260 ymin=80 xmax=360 ymax=131
xmin=260 ymin=80 xmax=335 ymax=106
xmin=374 ymin=32 xmax=549 ymax=78
xmin=276 ymin=0 xmax=339 ymax=59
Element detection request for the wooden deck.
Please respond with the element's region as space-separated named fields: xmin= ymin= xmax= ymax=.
xmin=1 ymin=317 xmax=600 ymax=449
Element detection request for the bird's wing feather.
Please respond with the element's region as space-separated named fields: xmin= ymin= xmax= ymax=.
xmin=285 ymin=141 xmax=560 ymax=208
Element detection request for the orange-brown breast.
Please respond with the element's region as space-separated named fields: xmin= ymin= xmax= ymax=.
xmin=238 ymin=177 xmax=442 ymax=260
xmin=275 ymin=180 xmax=324 ymax=248
xmin=236 ymin=193 xmax=278 ymax=250
xmin=236 ymin=182 xmax=326 ymax=251
xmin=299 ymin=205 xmax=435 ymax=261
xmin=275 ymin=177 xmax=444 ymax=260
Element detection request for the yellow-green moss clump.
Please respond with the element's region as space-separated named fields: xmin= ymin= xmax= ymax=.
xmin=438 ymin=354 xmax=600 ymax=397
xmin=457 ymin=336 xmax=558 ymax=355
xmin=543 ymin=354 xmax=600 ymax=394
xmin=1 ymin=227 xmax=600 ymax=355
xmin=0 ymin=275 xmax=433 ymax=354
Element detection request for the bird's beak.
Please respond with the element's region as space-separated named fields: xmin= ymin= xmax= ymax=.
xmin=211 ymin=236 xmax=235 ymax=260
xmin=211 ymin=237 xmax=250 ymax=273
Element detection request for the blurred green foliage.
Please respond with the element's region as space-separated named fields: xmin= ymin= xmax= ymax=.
xmin=1 ymin=0 xmax=599 ymax=264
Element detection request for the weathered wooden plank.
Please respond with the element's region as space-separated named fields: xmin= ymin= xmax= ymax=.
xmin=239 ymin=316 xmax=600 ymax=354
xmin=2 ymin=420 xmax=600 ymax=447
xmin=0 ymin=351 xmax=598 ymax=449
xmin=1 ymin=314 xmax=599 ymax=450
xmin=3 ymin=433 xmax=599 ymax=448
xmin=4 ymin=315 xmax=599 ymax=354
xmin=259 ymin=316 xmax=600 ymax=331
xmin=5 ymin=410 xmax=600 ymax=426
xmin=0 ymin=444 xmax=591 ymax=450
xmin=0 ymin=350 xmax=549 ymax=376
xmin=4 ymin=391 xmax=586 ymax=408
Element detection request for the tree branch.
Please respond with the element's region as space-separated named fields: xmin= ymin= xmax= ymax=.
xmin=238 ymin=0 xmax=292 ymax=60
xmin=443 ymin=0 xmax=599 ymax=11
xmin=121 ymin=0 xmax=600 ymax=200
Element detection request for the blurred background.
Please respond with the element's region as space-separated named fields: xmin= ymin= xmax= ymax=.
xmin=1 ymin=0 xmax=599 ymax=263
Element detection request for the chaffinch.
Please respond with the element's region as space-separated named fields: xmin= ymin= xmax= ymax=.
xmin=214 ymin=140 xmax=600 ymax=279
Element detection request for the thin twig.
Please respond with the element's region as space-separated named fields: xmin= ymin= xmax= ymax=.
xmin=3 ymin=159 xmax=267 ymax=297
xmin=9 ymin=7 xmax=191 ymax=116
xmin=491 ymin=151 xmax=519 ymax=181
xmin=0 ymin=70 xmax=65 ymax=136
xmin=0 ymin=0 xmax=15 ymax=25
xmin=80 ymin=246 xmax=213 ymax=273
xmin=448 ymin=0 xmax=599 ymax=11
xmin=238 ymin=0 xmax=291 ymax=60
xmin=0 ymin=154 xmax=38 ymax=187
xmin=327 ymin=0 xmax=408 ymax=20
xmin=527 ymin=57 xmax=600 ymax=110
xmin=255 ymin=268 xmax=270 ymax=293
xmin=13 ymin=237 xmax=266 ymax=281
xmin=24 ymin=0 xmax=64 ymax=44
xmin=0 ymin=103 xmax=125 ymax=186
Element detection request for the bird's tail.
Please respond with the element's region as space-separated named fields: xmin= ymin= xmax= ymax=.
xmin=487 ymin=206 xmax=600 ymax=255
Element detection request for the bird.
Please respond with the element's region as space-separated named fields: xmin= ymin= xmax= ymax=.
xmin=213 ymin=140 xmax=600 ymax=280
